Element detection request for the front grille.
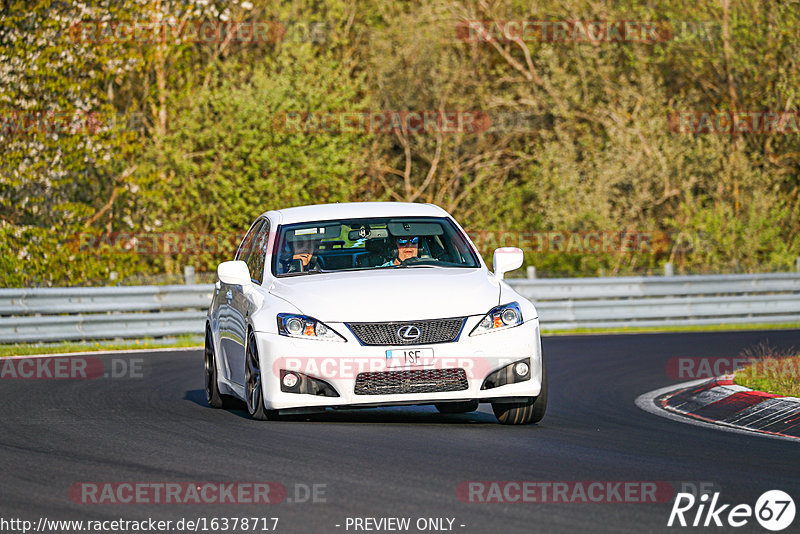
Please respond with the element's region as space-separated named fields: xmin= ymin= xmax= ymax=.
xmin=354 ymin=368 xmax=469 ymax=395
xmin=347 ymin=318 xmax=466 ymax=346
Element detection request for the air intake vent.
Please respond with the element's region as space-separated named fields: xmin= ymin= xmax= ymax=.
xmin=354 ymin=368 xmax=469 ymax=395
xmin=347 ymin=318 xmax=466 ymax=346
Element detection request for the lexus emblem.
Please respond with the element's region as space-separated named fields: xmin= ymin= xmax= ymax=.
xmin=397 ymin=325 xmax=421 ymax=340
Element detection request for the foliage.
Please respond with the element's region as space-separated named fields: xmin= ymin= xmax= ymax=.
xmin=1 ymin=0 xmax=798 ymax=286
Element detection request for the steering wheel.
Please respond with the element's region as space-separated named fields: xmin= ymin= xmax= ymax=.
xmin=400 ymin=256 xmax=421 ymax=265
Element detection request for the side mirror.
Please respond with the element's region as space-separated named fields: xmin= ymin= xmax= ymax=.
xmin=493 ymin=247 xmax=523 ymax=280
xmin=217 ymin=260 xmax=253 ymax=286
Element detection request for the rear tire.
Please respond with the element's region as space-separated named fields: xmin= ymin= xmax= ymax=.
xmin=435 ymin=400 xmax=479 ymax=414
xmin=492 ymin=359 xmax=548 ymax=425
xmin=245 ymin=332 xmax=278 ymax=421
xmin=204 ymin=327 xmax=225 ymax=408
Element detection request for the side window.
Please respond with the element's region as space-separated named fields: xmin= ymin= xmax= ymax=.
xmin=235 ymin=220 xmax=263 ymax=262
xmin=246 ymin=220 xmax=271 ymax=284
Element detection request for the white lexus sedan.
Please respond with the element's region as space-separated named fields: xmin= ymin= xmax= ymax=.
xmin=205 ymin=202 xmax=547 ymax=424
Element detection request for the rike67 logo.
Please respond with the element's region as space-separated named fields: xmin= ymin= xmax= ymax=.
xmin=668 ymin=490 xmax=795 ymax=531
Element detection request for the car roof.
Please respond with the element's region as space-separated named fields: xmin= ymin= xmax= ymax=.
xmin=263 ymin=202 xmax=451 ymax=225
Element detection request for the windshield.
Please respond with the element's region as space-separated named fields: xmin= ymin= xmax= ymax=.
xmin=272 ymin=217 xmax=480 ymax=276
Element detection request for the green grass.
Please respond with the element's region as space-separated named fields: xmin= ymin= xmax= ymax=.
xmin=0 ymin=335 xmax=203 ymax=357
xmin=734 ymin=355 xmax=800 ymax=397
xmin=734 ymin=341 xmax=800 ymax=397
xmin=542 ymin=322 xmax=800 ymax=336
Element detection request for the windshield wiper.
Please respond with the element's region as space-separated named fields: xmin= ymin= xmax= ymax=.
xmin=280 ymin=269 xmax=329 ymax=277
xmin=393 ymin=263 xmax=437 ymax=268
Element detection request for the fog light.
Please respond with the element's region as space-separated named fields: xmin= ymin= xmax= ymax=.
xmin=282 ymin=372 xmax=299 ymax=389
xmin=481 ymin=358 xmax=531 ymax=390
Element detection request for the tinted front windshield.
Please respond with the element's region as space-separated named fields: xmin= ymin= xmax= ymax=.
xmin=273 ymin=217 xmax=480 ymax=276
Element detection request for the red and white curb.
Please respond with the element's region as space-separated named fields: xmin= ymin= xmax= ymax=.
xmin=636 ymin=376 xmax=800 ymax=442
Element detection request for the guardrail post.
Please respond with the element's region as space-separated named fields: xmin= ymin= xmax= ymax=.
xmin=664 ymin=262 xmax=674 ymax=276
xmin=184 ymin=265 xmax=195 ymax=285
xmin=796 ymin=257 xmax=800 ymax=272
xmin=527 ymin=266 xmax=536 ymax=279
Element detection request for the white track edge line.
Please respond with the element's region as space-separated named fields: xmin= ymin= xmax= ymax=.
xmin=1 ymin=346 xmax=203 ymax=359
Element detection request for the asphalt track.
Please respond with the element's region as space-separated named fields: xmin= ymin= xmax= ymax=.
xmin=1 ymin=330 xmax=799 ymax=534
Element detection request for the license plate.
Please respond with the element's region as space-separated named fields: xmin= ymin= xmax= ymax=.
xmin=386 ymin=348 xmax=434 ymax=366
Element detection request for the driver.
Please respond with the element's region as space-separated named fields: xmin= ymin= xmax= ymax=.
xmin=381 ymin=236 xmax=419 ymax=267
xmin=287 ymin=237 xmax=322 ymax=272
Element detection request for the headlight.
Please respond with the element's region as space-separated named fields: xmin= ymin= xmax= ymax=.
xmin=277 ymin=314 xmax=346 ymax=342
xmin=470 ymin=302 xmax=523 ymax=336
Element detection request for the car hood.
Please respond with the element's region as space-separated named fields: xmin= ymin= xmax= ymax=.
xmin=268 ymin=268 xmax=500 ymax=322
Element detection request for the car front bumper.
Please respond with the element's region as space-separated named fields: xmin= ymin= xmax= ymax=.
xmin=253 ymin=319 xmax=543 ymax=411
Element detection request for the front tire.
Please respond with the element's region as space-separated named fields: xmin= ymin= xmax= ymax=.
xmin=204 ymin=327 xmax=225 ymax=408
xmin=245 ymin=332 xmax=277 ymax=421
xmin=492 ymin=359 xmax=548 ymax=425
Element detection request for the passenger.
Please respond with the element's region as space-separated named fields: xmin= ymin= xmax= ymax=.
xmin=381 ymin=236 xmax=419 ymax=267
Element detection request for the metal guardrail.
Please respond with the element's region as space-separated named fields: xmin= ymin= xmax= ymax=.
xmin=0 ymin=285 xmax=214 ymax=343
xmin=511 ymin=273 xmax=800 ymax=330
xmin=1 ymin=273 xmax=799 ymax=342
